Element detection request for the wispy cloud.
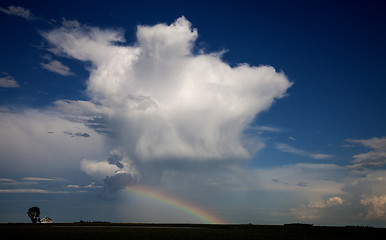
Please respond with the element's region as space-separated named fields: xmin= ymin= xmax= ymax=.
xmin=275 ymin=143 xmax=332 ymax=159
xmin=66 ymin=182 xmax=102 ymax=189
xmin=346 ymin=137 xmax=386 ymax=169
xmin=0 ymin=176 xmax=99 ymax=194
xmin=243 ymin=125 xmax=283 ymax=140
xmin=0 ymin=188 xmax=69 ymax=194
xmin=40 ymin=59 xmax=74 ymax=76
xmin=0 ymin=178 xmax=14 ymax=182
xmin=0 ymin=5 xmax=34 ymax=20
xmin=0 ymin=73 xmax=19 ymax=88
xmin=250 ymin=125 xmax=282 ymax=133
xmin=22 ymin=177 xmax=62 ymax=181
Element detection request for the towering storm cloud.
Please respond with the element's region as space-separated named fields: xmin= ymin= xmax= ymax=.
xmin=43 ymin=17 xmax=292 ymax=186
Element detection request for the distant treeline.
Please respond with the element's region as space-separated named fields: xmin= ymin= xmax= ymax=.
xmin=284 ymin=223 xmax=374 ymax=228
xmin=284 ymin=223 xmax=314 ymax=227
xmin=74 ymin=220 xmax=111 ymax=224
xmin=344 ymin=225 xmax=374 ymax=228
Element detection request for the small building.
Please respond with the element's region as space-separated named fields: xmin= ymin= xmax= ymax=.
xmin=40 ymin=217 xmax=53 ymax=223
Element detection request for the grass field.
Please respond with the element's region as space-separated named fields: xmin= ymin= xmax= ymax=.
xmin=1 ymin=223 xmax=385 ymax=240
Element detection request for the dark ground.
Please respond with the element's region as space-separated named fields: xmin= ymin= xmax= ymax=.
xmin=1 ymin=223 xmax=385 ymax=240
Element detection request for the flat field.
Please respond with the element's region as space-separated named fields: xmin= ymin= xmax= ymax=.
xmin=1 ymin=223 xmax=384 ymax=240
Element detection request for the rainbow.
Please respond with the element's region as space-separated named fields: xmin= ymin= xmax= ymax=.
xmin=124 ymin=185 xmax=225 ymax=224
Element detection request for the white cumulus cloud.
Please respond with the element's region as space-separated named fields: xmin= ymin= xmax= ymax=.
xmin=361 ymin=195 xmax=386 ymax=221
xmin=290 ymin=196 xmax=344 ymax=221
xmin=80 ymin=159 xmax=120 ymax=180
xmin=42 ymin=16 xmax=292 ymax=172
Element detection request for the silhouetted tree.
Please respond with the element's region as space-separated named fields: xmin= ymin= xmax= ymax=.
xmin=27 ymin=206 xmax=40 ymax=223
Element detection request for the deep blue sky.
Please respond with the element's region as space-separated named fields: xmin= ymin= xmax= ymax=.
xmin=1 ymin=0 xmax=386 ymax=226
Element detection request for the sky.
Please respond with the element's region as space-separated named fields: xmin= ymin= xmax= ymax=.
xmin=1 ymin=0 xmax=386 ymax=226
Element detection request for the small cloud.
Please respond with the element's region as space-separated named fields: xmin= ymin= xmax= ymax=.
xmin=276 ymin=143 xmax=305 ymax=155
xmin=310 ymin=153 xmax=333 ymax=160
xmin=64 ymin=131 xmax=90 ymax=138
xmin=340 ymin=144 xmax=353 ymax=148
xmin=75 ymin=132 xmax=90 ymax=138
xmin=85 ymin=182 xmax=103 ymax=189
xmin=296 ymin=182 xmax=308 ymax=187
xmin=0 ymin=5 xmax=34 ymax=20
xmin=0 ymin=178 xmax=14 ymax=182
xmin=326 ymin=196 xmax=343 ymax=207
xmin=270 ymin=178 xmax=291 ymax=186
xmin=249 ymin=125 xmax=282 ymax=133
xmin=22 ymin=177 xmax=60 ymax=181
xmin=80 ymin=159 xmax=120 ymax=180
xmin=289 ymin=136 xmax=296 ymax=141
xmin=61 ymin=18 xmax=81 ymax=28
xmin=66 ymin=183 xmax=102 ymax=190
xmin=0 ymin=73 xmax=19 ymax=88
xmin=275 ymin=143 xmax=332 ymax=159
xmin=40 ymin=59 xmax=74 ymax=76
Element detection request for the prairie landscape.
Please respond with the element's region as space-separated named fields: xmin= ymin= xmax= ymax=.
xmin=1 ymin=223 xmax=385 ymax=240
